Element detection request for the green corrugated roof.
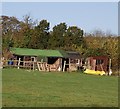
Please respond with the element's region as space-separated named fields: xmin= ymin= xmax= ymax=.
xmin=10 ymin=48 xmax=68 ymax=58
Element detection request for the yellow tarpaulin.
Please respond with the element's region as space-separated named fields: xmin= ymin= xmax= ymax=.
xmin=84 ymin=69 xmax=105 ymax=76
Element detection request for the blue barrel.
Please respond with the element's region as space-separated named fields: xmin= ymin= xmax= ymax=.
xmin=8 ymin=61 xmax=13 ymax=65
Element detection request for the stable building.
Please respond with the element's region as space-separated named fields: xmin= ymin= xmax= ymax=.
xmin=7 ymin=48 xmax=81 ymax=72
xmin=85 ymin=56 xmax=109 ymax=72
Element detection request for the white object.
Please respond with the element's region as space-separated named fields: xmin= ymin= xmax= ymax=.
xmin=109 ymin=69 xmax=112 ymax=76
xmin=58 ymin=66 xmax=61 ymax=71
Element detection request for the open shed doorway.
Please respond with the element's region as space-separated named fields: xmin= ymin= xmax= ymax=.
xmin=16 ymin=55 xmax=24 ymax=65
xmin=62 ymin=58 xmax=69 ymax=71
xmin=48 ymin=57 xmax=58 ymax=64
xmin=47 ymin=57 xmax=62 ymax=71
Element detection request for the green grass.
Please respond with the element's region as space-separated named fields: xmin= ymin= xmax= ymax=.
xmin=2 ymin=68 xmax=118 ymax=107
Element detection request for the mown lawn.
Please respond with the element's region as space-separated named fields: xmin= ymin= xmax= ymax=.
xmin=2 ymin=68 xmax=118 ymax=107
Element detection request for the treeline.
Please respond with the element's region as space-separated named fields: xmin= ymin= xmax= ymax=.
xmin=1 ymin=15 xmax=119 ymax=71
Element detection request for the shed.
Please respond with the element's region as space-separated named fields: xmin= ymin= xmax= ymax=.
xmin=85 ymin=56 xmax=109 ymax=72
xmin=66 ymin=51 xmax=81 ymax=71
xmin=10 ymin=48 xmax=69 ymax=71
xmin=8 ymin=48 xmax=82 ymax=72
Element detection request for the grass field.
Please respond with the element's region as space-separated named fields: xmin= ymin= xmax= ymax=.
xmin=2 ymin=68 xmax=118 ymax=107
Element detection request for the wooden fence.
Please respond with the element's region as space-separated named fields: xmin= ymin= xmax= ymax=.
xmin=1 ymin=59 xmax=80 ymax=72
xmin=1 ymin=59 xmax=65 ymax=72
xmin=1 ymin=59 xmax=50 ymax=71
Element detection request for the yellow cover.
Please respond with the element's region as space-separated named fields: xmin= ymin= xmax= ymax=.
xmin=84 ymin=69 xmax=105 ymax=76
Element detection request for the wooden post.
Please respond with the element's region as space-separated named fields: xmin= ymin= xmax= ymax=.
xmin=63 ymin=61 xmax=66 ymax=72
xmin=43 ymin=63 xmax=45 ymax=71
xmin=48 ymin=64 xmax=50 ymax=72
xmin=32 ymin=57 xmax=36 ymax=71
xmin=17 ymin=58 xmax=21 ymax=69
xmin=37 ymin=62 xmax=40 ymax=71
xmin=33 ymin=61 xmax=35 ymax=71
xmin=109 ymin=59 xmax=111 ymax=72
xmin=23 ymin=56 xmax=25 ymax=67
xmin=41 ymin=63 xmax=43 ymax=71
xmin=92 ymin=59 xmax=96 ymax=70
xmin=59 ymin=58 xmax=62 ymax=72
xmin=80 ymin=58 xmax=82 ymax=66
xmin=69 ymin=58 xmax=70 ymax=72
xmin=108 ymin=59 xmax=112 ymax=76
xmin=87 ymin=58 xmax=91 ymax=69
xmin=100 ymin=64 xmax=104 ymax=71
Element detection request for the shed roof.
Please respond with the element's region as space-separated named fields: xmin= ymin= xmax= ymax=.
xmin=87 ymin=56 xmax=108 ymax=59
xmin=10 ymin=48 xmax=68 ymax=58
xmin=66 ymin=51 xmax=81 ymax=59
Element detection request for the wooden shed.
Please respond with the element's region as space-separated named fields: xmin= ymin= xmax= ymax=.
xmin=66 ymin=51 xmax=81 ymax=72
xmin=85 ymin=56 xmax=109 ymax=72
xmin=3 ymin=48 xmax=82 ymax=72
xmin=9 ymin=48 xmax=69 ymax=72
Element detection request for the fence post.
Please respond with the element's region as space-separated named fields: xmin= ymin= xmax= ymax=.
xmin=17 ymin=58 xmax=21 ymax=69
xmin=108 ymin=59 xmax=112 ymax=76
xmin=33 ymin=61 xmax=34 ymax=71
xmin=63 ymin=61 xmax=66 ymax=72
xmin=37 ymin=62 xmax=40 ymax=71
